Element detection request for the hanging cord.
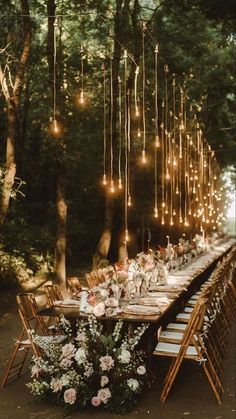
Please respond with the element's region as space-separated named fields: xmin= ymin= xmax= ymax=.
xmin=154 ymin=44 xmax=159 ymax=218
xmin=124 ymin=50 xmax=129 ymax=244
xmin=110 ymin=57 xmax=114 ymax=193
xmin=102 ymin=63 xmax=107 ymax=185
xmin=53 ymin=18 xmax=57 ymax=131
xmin=118 ymin=76 xmax=122 ymax=189
xmin=141 ymin=21 xmax=146 ymax=164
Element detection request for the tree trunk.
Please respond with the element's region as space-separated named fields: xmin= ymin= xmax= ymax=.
xmin=0 ymin=0 xmax=31 ymax=224
xmin=93 ymin=191 xmax=114 ymax=268
xmin=54 ymin=175 xmax=67 ymax=290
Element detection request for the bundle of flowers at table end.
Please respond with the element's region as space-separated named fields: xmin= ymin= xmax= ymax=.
xmin=27 ymin=315 xmax=151 ymax=413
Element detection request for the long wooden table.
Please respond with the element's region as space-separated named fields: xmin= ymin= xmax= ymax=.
xmin=38 ymin=240 xmax=235 ymax=358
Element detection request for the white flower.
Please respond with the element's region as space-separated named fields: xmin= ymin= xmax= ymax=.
xmin=61 ymin=374 xmax=70 ymax=387
xmin=100 ymin=375 xmax=109 ymax=387
xmin=62 ymin=343 xmax=76 ymax=359
xmin=137 ymin=365 xmax=146 ymax=375
xmin=50 ymin=377 xmax=63 ymax=393
xmin=100 ymin=289 xmax=109 ymax=298
xmin=97 ymin=387 xmax=111 ymax=404
xmin=104 ymin=297 xmax=118 ymax=308
xmin=31 ymin=364 xmax=41 ymax=378
xmin=84 ymin=364 xmax=94 ymax=377
xmin=60 ymin=357 xmax=73 ymax=369
xmin=75 ymin=332 xmax=87 ymax=342
xmin=127 ymin=378 xmax=139 ymax=391
xmin=118 ymin=349 xmax=131 ymax=364
xmin=75 ymin=347 xmax=87 ymax=365
xmin=64 ymin=388 xmax=77 ymax=404
xmin=99 ymin=355 xmax=114 ymax=371
xmin=93 ymin=302 xmax=105 ymax=317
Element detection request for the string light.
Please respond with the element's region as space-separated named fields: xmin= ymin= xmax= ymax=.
xmin=109 ymin=57 xmax=115 ymax=193
xmin=77 ymin=46 xmax=86 ymax=107
xmin=102 ymin=63 xmax=107 ymax=186
xmin=50 ymin=18 xmax=63 ymax=138
xmin=141 ymin=22 xmax=146 ymax=164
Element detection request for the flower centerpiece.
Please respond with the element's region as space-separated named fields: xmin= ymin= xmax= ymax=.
xmin=27 ymin=316 xmax=150 ymax=413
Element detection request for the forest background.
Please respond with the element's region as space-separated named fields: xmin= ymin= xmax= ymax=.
xmin=0 ymin=0 xmax=235 ymax=289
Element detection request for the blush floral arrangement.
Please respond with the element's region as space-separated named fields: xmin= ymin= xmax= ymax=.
xmin=27 ymin=315 xmax=150 ymax=413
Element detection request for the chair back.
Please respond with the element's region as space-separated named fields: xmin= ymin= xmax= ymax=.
xmin=44 ymin=284 xmax=64 ymax=306
xmin=67 ymin=276 xmax=82 ymax=294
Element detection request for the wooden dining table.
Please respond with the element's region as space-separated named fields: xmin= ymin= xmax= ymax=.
xmin=38 ymin=239 xmax=235 ymax=361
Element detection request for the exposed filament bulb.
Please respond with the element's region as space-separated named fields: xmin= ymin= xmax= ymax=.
xmin=162 ymin=202 xmax=166 ymax=208
xmin=102 ymin=174 xmax=107 ymax=186
xmin=118 ymin=178 xmax=122 ymax=189
xmin=184 ymin=218 xmax=189 ymax=227
xmin=154 ymin=207 xmax=158 ymax=218
xmin=176 ymin=188 xmax=179 ymax=195
xmin=173 ymin=209 xmax=176 ymax=216
xmin=179 ymin=216 xmax=183 ymax=223
xmin=170 ymin=217 xmax=174 ymax=226
xmin=128 ymin=195 xmax=132 ymax=207
xmin=141 ymin=150 xmax=147 ymax=164
xmin=110 ymin=180 xmax=115 ymax=193
xmin=166 ymin=170 xmax=170 ymax=180
xmin=135 ymin=106 xmax=140 ymax=118
xmin=137 ymin=128 xmax=141 ymax=138
xmin=173 ymin=158 xmax=177 ymax=167
xmin=155 ymin=135 xmax=160 ymax=148
xmin=124 ymin=229 xmax=130 ymax=242
xmin=161 ymin=217 xmax=165 ymax=225
xmin=78 ymin=90 xmax=85 ymax=106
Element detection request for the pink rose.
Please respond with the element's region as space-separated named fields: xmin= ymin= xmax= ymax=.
xmin=97 ymin=388 xmax=111 ymax=404
xmin=105 ymin=297 xmax=118 ymax=308
xmin=50 ymin=377 xmax=63 ymax=393
xmin=60 ymin=357 xmax=73 ymax=369
xmin=62 ymin=343 xmax=76 ymax=359
xmin=91 ymin=396 xmax=101 ymax=407
xmin=99 ymin=355 xmax=114 ymax=371
xmin=100 ymin=375 xmax=109 ymax=387
xmin=64 ymin=388 xmax=77 ymax=405
xmin=93 ymin=302 xmax=105 ymax=317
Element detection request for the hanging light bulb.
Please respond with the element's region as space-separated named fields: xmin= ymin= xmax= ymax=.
xmin=78 ymin=90 xmax=85 ymax=106
xmin=155 ymin=135 xmax=160 ymax=148
xmin=154 ymin=207 xmax=158 ymax=218
xmin=110 ymin=180 xmax=115 ymax=193
xmin=118 ymin=178 xmax=122 ymax=189
xmin=124 ymin=229 xmax=130 ymax=242
xmin=128 ymin=195 xmax=132 ymax=207
xmin=179 ymin=216 xmax=183 ymax=223
xmin=184 ymin=218 xmax=189 ymax=227
xmin=141 ymin=149 xmax=147 ymax=164
xmin=161 ymin=216 xmax=165 ymax=225
xmin=166 ymin=170 xmax=170 ymax=180
xmin=102 ymin=174 xmax=107 ymax=186
xmin=173 ymin=158 xmax=177 ymax=167
xmin=173 ymin=209 xmax=176 ymax=216
xmin=165 ymin=208 xmax=169 ymax=215
xmin=137 ymin=128 xmax=141 ymax=138
xmin=170 ymin=217 xmax=174 ymax=226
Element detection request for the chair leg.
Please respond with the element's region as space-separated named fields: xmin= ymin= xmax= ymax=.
xmin=1 ymin=343 xmax=30 ymax=388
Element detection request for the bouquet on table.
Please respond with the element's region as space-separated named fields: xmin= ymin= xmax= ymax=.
xmin=81 ymin=267 xmax=129 ymax=317
xmin=27 ymin=316 xmax=150 ymax=413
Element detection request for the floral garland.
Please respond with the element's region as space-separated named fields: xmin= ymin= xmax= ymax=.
xmin=27 ymin=316 xmax=150 ymax=413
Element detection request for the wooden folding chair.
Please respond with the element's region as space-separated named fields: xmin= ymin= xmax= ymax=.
xmin=66 ymin=276 xmax=82 ymax=295
xmin=1 ymin=293 xmax=48 ymax=388
xmin=154 ymin=294 xmax=223 ymax=404
xmin=44 ymin=284 xmax=64 ymax=306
